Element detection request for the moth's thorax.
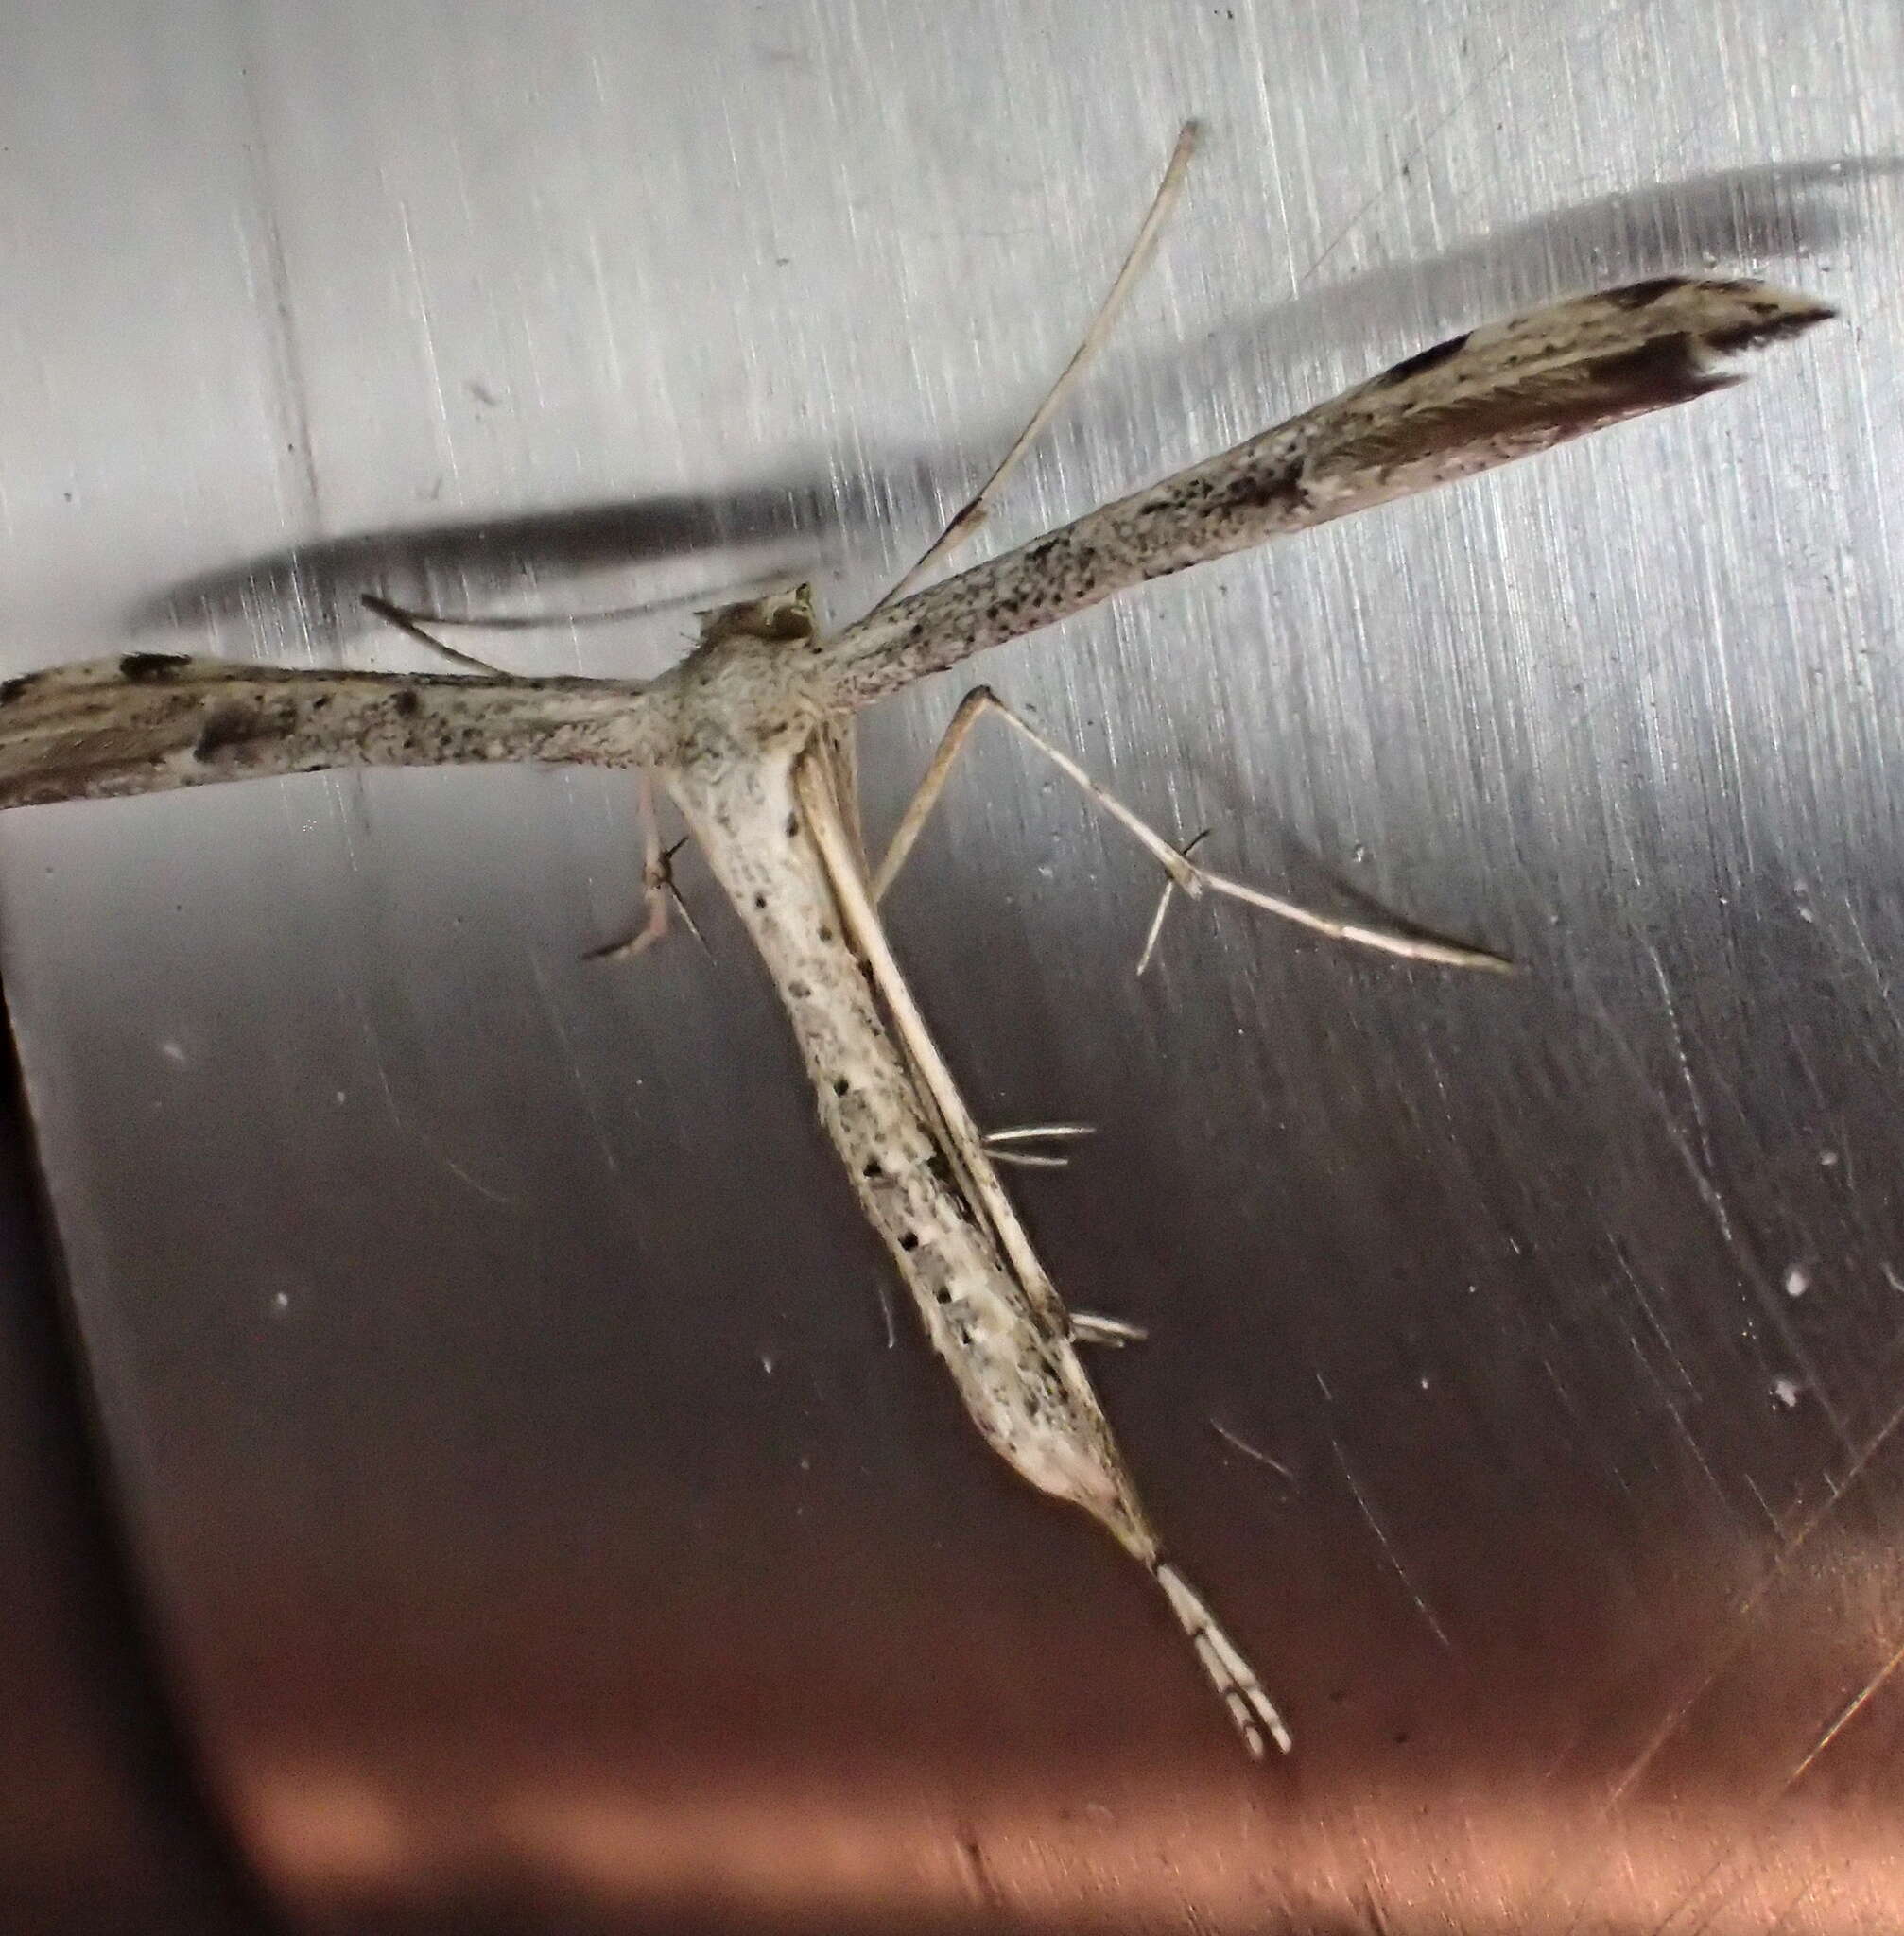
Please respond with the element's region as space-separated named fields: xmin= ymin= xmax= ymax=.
xmin=660 ymin=579 xmax=836 ymax=769
xmin=696 ymin=580 xmax=821 ymax=647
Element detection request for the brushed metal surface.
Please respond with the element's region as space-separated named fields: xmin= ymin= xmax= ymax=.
xmin=3 ymin=3 xmax=1902 ymax=1930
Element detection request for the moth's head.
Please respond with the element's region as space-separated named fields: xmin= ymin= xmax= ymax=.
xmin=696 ymin=581 xmax=818 ymax=648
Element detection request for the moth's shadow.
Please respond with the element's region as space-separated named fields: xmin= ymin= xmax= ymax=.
xmin=130 ymin=156 xmax=1898 ymax=658
xmin=1183 ymin=155 xmax=1895 ymax=389
xmin=126 ymin=477 xmax=871 ymax=653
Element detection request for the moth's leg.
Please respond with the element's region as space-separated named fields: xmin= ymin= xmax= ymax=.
xmin=876 ymin=686 xmax=1510 ymax=973
xmin=1134 ymin=830 xmax=1208 ymax=977
xmin=980 ymin=1124 xmax=1138 ymax=1337
xmin=587 ymin=772 xmax=704 ymax=963
xmin=977 ymin=1125 xmax=1134 ymax=1340
xmin=837 ymin=124 xmax=1195 ymax=878
xmin=1070 ymin=1310 xmax=1149 ymax=1347
xmin=359 ymin=595 xmax=703 ymax=959
xmin=829 ymin=124 xmax=1196 ymax=876
xmin=869 ymin=684 xmax=1196 ymax=907
xmin=868 ymin=121 xmax=1198 ymax=614
xmin=361 ymin=596 xmax=699 ymax=959
xmin=867 ymin=685 xmax=994 ymax=901
xmin=814 ymin=717 xmax=866 ymax=880
xmin=982 ymin=1121 xmax=1097 ymax=1170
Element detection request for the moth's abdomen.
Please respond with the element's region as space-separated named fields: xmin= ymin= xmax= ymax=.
xmin=669 ymin=747 xmax=1158 ymax=1563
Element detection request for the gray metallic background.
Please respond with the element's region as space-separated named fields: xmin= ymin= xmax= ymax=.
xmin=3 ymin=3 xmax=1902 ymax=1930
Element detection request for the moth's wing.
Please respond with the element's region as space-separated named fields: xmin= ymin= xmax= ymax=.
xmin=827 ymin=277 xmax=1834 ymax=704
xmin=1293 ymin=276 xmax=1837 ymax=514
xmin=0 ymin=654 xmax=663 ymax=809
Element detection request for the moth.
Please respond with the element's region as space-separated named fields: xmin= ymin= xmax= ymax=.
xmin=0 ymin=125 xmax=1832 ymax=1757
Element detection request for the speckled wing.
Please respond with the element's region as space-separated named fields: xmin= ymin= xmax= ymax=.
xmin=0 ymin=652 xmax=666 ymax=809
xmin=824 ymin=277 xmax=1835 ymax=707
xmin=1290 ymin=276 xmax=1833 ymax=509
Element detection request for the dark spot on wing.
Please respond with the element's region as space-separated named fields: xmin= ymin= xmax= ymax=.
xmin=1704 ymin=303 xmax=1838 ymax=353
xmin=1375 ymin=330 xmax=1471 ymax=387
xmin=1605 ymin=277 xmax=1691 ymax=309
xmin=1208 ymin=468 xmax=1304 ymax=517
xmin=0 ymin=674 xmax=37 ymax=705
xmin=119 ymin=652 xmax=190 ymax=682
xmin=391 ymin=687 xmax=423 ymax=718
xmin=1329 ymin=335 xmax=1730 ymax=475
xmin=194 ymin=706 xmax=264 ymax=761
xmin=1570 ymin=335 xmax=1734 ymax=411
